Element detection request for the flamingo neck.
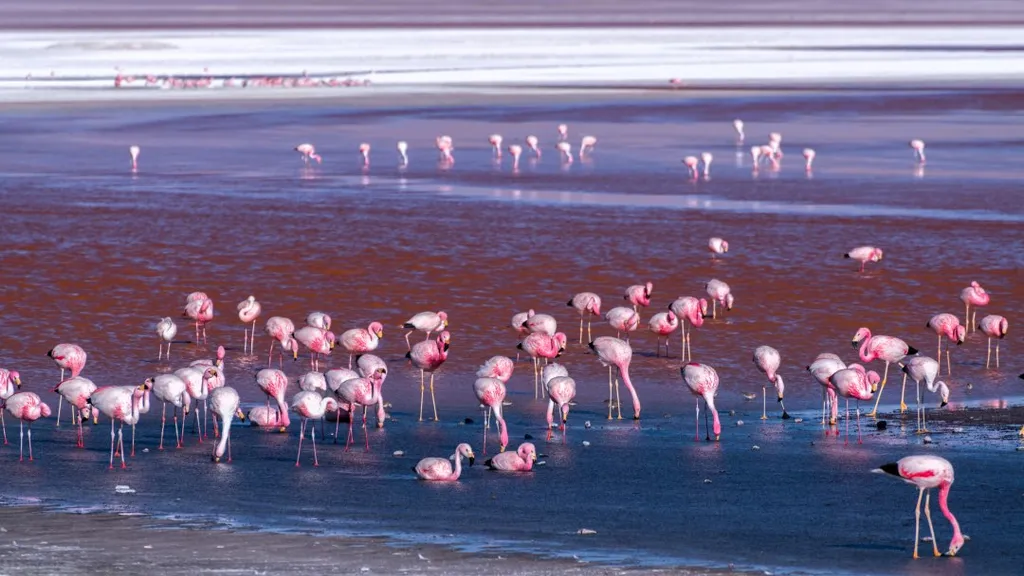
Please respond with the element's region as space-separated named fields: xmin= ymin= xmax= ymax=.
xmin=215 ymin=414 xmax=231 ymax=458
xmin=545 ymin=399 xmax=555 ymax=427
xmin=938 ymin=483 xmax=962 ymax=546
xmin=495 ymin=408 xmax=508 ymax=448
xmin=619 ymin=366 xmax=642 ymax=417
xmin=451 ymin=452 xmax=463 ymax=480
xmin=858 ymin=336 xmax=872 ymax=362
xmin=706 ymin=393 xmax=722 ymax=437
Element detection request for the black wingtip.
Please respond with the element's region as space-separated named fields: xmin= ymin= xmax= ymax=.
xmin=587 ymin=341 xmax=597 ymax=351
xmin=566 ymin=299 xmax=573 ymax=306
xmin=906 ymin=346 xmax=919 ymax=355
xmin=516 ymin=343 xmax=524 ymax=350
xmin=876 ymin=462 xmax=900 ymax=477
xmin=1019 ymin=373 xmax=1024 ymax=380
xmin=484 ymin=458 xmax=494 ymax=469
xmin=410 ymin=466 xmax=417 ymax=473
xmin=404 ymin=351 xmax=412 ymax=359
xmin=843 ymin=253 xmax=851 ymax=259
xmin=402 ymin=323 xmax=415 ymax=329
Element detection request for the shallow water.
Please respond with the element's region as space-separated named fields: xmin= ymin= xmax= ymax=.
xmin=0 ymin=87 xmax=1021 ymax=576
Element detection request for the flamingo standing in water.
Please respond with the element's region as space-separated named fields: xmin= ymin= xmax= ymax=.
xmin=557 ymin=124 xmax=568 ymax=141
xmin=508 ymin=144 xmax=522 ymax=170
xmin=0 ymin=368 xmax=21 ymax=445
xmin=88 ymin=383 xmax=148 ymax=469
xmin=752 ymin=345 xmax=789 ymax=420
xmin=436 ymin=135 xmax=454 ymax=164
xmin=396 ymin=141 xmax=409 ymax=165
xmin=700 ymin=152 xmax=713 ymax=177
xmin=1 ymin=392 xmax=51 ymax=461
xmin=526 ymin=135 xmax=540 ymax=157
xmin=511 ymin=309 xmax=535 ymax=357
xmin=53 ymin=377 xmax=97 ymax=448
xmin=960 ymin=281 xmax=989 ymax=333
xmin=605 ymin=307 xmax=640 ymax=341
xmin=733 ymin=119 xmax=745 ymax=142
xmin=476 ymin=356 xmax=513 ymax=448
xmin=648 ymin=311 xmax=679 ymax=357
xmin=408 ymin=331 xmax=451 ymax=421
xmin=909 ymin=139 xmax=926 ymax=163
xmin=184 ymin=293 xmax=214 ymax=345
xmin=156 ymin=317 xmax=177 ymax=360
xmin=358 ymin=143 xmax=371 ymax=166
xmin=485 ymin=442 xmax=537 ymax=471
xmin=517 ymin=332 xmax=566 ymax=399
xmin=129 ymin=145 xmax=140 ymax=170
xmin=590 ymin=337 xmax=641 ymax=420
xmin=681 ymin=363 xmax=721 ymax=441
xmin=556 ymin=141 xmax=572 ymax=163
xmin=545 ymin=375 xmax=576 ymax=440
xmin=334 ymin=368 xmax=387 ymax=451
xmin=488 ymin=134 xmax=503 ymax=158
xmin=237 ymin=295 xmax=261 ymax=355
xmin=339 ymin=322 xmax=384 ymax=368
xmin=255 ymin=368 xmax=290 ymax=432
xmin=670 ymin=297 xmax=707 ymax=362
xmin=705 ymin=279 xmax=734 ymax=319
xmin=978 ymin=314 xmax=1009 ymax=368
xmin=176 ymin=365 xmax=219 ymax=441
xmin=844 ymin=246 xmax=884 ymax=273
xmin=579 ymin=135 xmax=597 ymax=159
xmin=414 ymin=443 xmax=474 ymax=481
xmin=568 ymin=292 xmax=602 ymax=345
xmin=522 ymin=313 xmax=557 ymax=336
xmin=625 ymin=282 xmax=653 ymax=311
xmin=473 ymin=377 xmax=508 ymax=454
xmin=307 ymin=311 xmax=332 ymax=331
xmin=901 ymin=356 xmax=949 ymax=433
xmin=402 ymin=311 xmax=448 ymax=351
xmin=291 ymin=391 xmax=338 ymax=465
xmin=853 ymin=327 xmax=917 ymax=416
xmin=926 ymin=313 xmax=965 ymax=375
xmin=209 ymin=386 xmax=244 ymax=463
xmin=48 ymin=343 xmax=87 ymax=427
xmin=872 ymin=455 xmax=964 ymax=558
xmin=264 ymin=316 xmax=299 ymax=367
xmin=829 ymin=367 xmax=878 ymax=444
xmin=147 ymin=374 xmax=189 ymax=450
xmin=295 ymin=143 xmax=321 ymax=163
xmin=293 ymin=325 xmax=335 ymax=372
xmin=803 ymin=148 xmax=816 ymax=171
xmin=683 ymin=156 xmax=699 ymax=178
xmin=708 ymin=237 xmax=728 ymax=258
xmin=808 ymin=352 xmax=846 ymax=428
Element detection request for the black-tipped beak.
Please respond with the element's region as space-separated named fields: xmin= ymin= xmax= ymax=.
xmin=851 ymin=340 xmax=859 ymax=349
xmin=468 ymin=456 xmax=475 ymax=466
xmin=940 ymin=401 xmax=948 ymax=408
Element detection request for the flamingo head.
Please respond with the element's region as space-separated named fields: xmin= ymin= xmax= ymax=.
xmin=457 ymin=443 xmax=475 ymax=465
xmin=39 ymin=402 xmax=52 ymax=418
xmin=9 ymin=371 xmax=20 ymax=387
xmin=439 ymin=331 xmax=452 ymax=351
xmin=437 ymin=311 xmax=449 ymax=327
xmin=644 ymin=282 xmax=653 ymax=297
xmin=203 ymin=367 xmax=220 ymax=382
xmin=520 ymin=442 xmax=537 ymax=462
xmin=369 ymin=322 xmax=384 ymax=339
xmin=871 ymin=248 xmax=884 ymax=262
xmin=554 ymin=332 xmax=568 ymax=351
xmin=721 ymin=240 xmax=729 ymax=252
xmin=325 ymin=331 xmax=337 ymax=349
xmin=560 ymin=402 xmax=570 ymax=423
xmin=866 ymin=370 xmax=881 ymax=389
xmin=217 ymin=345 xmax=226 ymax=360
xmin=724 ymin=293 xmax=735 ymax=311
xmin=235 ymin=407 xmax=246 ymax=421
xmin=954 ymin=325 xmax=966 ymax=344
xmin=666 ymin=311 xmax=677 ymax=324
xmin=947 ymin=530 xmax=964 ymax=556
xmin=937 ymin=382 xmax=950 ymax=407
xmin=852 ymin=327 xmax=871 ymax=347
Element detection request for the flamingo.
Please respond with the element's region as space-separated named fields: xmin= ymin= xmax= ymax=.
xmin=476 ymin=355 xmax=514 ymax=384
xmin=844 ymin=246 xmax=884 ymax=273
xmin=854 ymin=327 xmax=917 ymax=416
xmin=129 ymin=145 xmax=140 ymax=170
xmin=517 ymin=332 xmax=566 ymax=399
xmin=704 ymin=279 xmax=734 ymax=319
xmin=209 ymin=386 xmax=244 ymax=463
xmin=246 ymin=406 xmax=289 ymax=429
xmin=408 ymin=331 xmax=451 ymax=421
xmin=829 ymin=367 xmax=878 ymax=444
xmin=669 ymin=297 xmax=707 ymax=362
xmin=397 ymin=141 xmax=409 ymax=165
xmin=325 ymin=367 xmax=360 ymax=440
xmin=339 ymin=322 xmax=384 ymax=368
xmin=605 ymin=307 xmax=640 ymax=341
xmin=624 ymin=282 xmax=653 ymax=310
xmin=264 ymin=316 xmax=299 ymax=367
xmin=0 ymin=368 xmax=22 ymax=445
xmin=803 ymin=148 xmax=816 ymax=171
xmin=648 ymin=311 xmax=679 ymax=357
xmin=590 ymin=336 xmax=640 ymax=420
xmin=511 ymin=309 xmax=535 ymax=357
xmin=334 ymin=369 xmax=387 ymax=450
xmin=88 ymin=383 xmax=148 ymax=469
xmin=580 ymin=135 xmax=596 ymax=159
xmin=545 ymin=375 xmax=576 ymax=440
xmin=753 ymin=345 xmax=789 ymax=420
xmin=473 ymin=377 xmax=508 ymax=454
xmin=700 ymin=152 xmax=713 ymax=177
xmin=183 ymin=294 xmax=214 ymax=345
xmin=298 ymin=371 xmax=328 ymax=393
xmin=556 ymin=141 xmax=572 ymax=163
xmin=295 ymin=143 xmax=321 ymax=164
xmin=557 ymin=124 xmax=568 ymax=141
xmin=52 ymin=376 xmax=97 ymax=448
xmin=176 ymin=366 xmax=219 ymax=441
xmin=156 ymin=317 xmax=177 ymax=360
xmin=872 ymin=455 xmax=964 ymax=558
xmin=359 ymin=143 xmax=371 ymax=166
xmin=568 ymin=293 xmax=601 ymax=345
xmin=733 ymin=119 xmax=745 ymax=141
xmin=900 ymin=356 xmax=949 ymax=433
xmin=807 ymin=352 xmax=846 ymax=428
xmin=978 ymin=314 xmax=1009 ymax=369
xmin=1 ymin=392 xmax=51 ymax=461
xmin=413 ymin=443 xmax=474 ymax=481
xmin=708 ymin=237 xmax=728 ymax=258
xmin=236 ymin=295 xmax=261 ymax=355
xmin=909 ymin=139 xmax=926 ymax=163
xmin=436 ymin=135 xmax=454 ymax=163
xmin=47 ymin=343 xmax=86 ymax=427
xmin=683 ymin=156 xmax=699 ymax=178
xmin=488 ymin=134 xmax=503 ymax=158
xmin=508 ymin=144 xmax=522 ymax=170
xmin=485 ymin=442 xmax=537 ymax=471
xmin=926 ymin=313 xmax=965 ymax=376
xmin=750 ymin=145 xmax=762 ymax=168
xmin=526 ymin=135 xmax=540 ymax=157
xmin=255 ymin=368 xmax=290 ymax=432
xmin=402 ymin=311 xmax=449 ymax=351
xmin=522 ymin=313 xmax=557 ymax=336
xmin=291 ymin=391 xmax=339 ymax=465
xmin=147 ymin=374 xmax=189 ymax=450
xmin=960 ymin=281 xmax=989 ymax=333
xmin=293 ymin=325 xmax=335 ymax=372
xmin=681 ymin=363 xmax=721 ymax=441
xmin=768 ymin=132 xmax=783 ymax=158
xmin=306 ymin=311 xmax=332 ymax=331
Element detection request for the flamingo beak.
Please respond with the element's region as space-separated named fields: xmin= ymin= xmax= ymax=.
xmin=468 ymin=455 xmax=475 ymax=466
xmin=715 ymin=434 xmax=720 ymax=441
xmin=236 ymin=409 xmax=246 ymax=421
xmin=279 ymin=426 xmax=287 ymax=433
xmin=499 ymin=445 xmax=506 ymax=453
xmin=292 ymin=348 xmax=298 ymax=361
xmin=851 ymin=340 xmax=859 ymax=349
xmin=376 ymin=330 xmax=384 ymax=338
xmin=213 ymin=456 xmax=221 ymax=463
xmin=14 ymin=377 xmax=21 ymax=387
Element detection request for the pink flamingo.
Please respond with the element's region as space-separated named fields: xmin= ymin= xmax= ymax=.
xmin=701 ymin=152 xmax=713 ymax=177
xmin=307 ymin=311 xmax=332 ymax=331
xmin=291 ymin=391 xmax=338 ymax=465
xmin=829 ymin=367 xmax=878 ymax=444
xmin=669 ymin=297 xmax=708 ymax=362
xmin=53 ymin=376 xmax=97 ymax=448
xmin=605 ymin=306 xmax=640 ymax=341
xmin=733 ymin=119 xmax=745 ymax=142
xmin=436 ymin=135 xmax=454 ymax=164
xmin=517 ymin=332 xmax=566 ymax=398
xmin=873 ymin=455 xmax=964 ymax=558
xmin=579 ymin=135 xmax=596 ymax=159
xmin=0 ymin=368 xmax=22 ymax=445
xmin=488 ymin=134 xmax=503 ymax=158
xmin=473 ymin=377 xmax=508 ymax=454
xmin=705 ymin=279 xmax=734 ymax=319
xmin=926 ymin=313 xmax=964 ymax=376
xmin=147 ymin=374 xmax=189 ymax=450
xmin=402 ymin=311 xmax=449 ymax=351
xmin=47 ymin=343 xmax=87 ymax=427
xmin=523 ymin=313 xmax=557 ymax=336
xmin=854 ymin=327 xmax=917 ymax=416
xmin=648 ymin=311 xmax=679 ymax=357
xmin=264 ymin=316 xmax=299 ymax=367
xmin=526 ymin=135 xmax=540 ymax=157
xmin=339 ymin=322 xmax=383 ymax=368
xmin=176 ymin=365 xmax=219 ymax=441
xmin=325 ymin=367 xmax=359 ymax=440
xmin=909 ymin=139 xmax=926 ymax=163
xmin=511 ymin=309 xmax=535 ymax=357
xmin=129 ymin=145 xmax=140 ymax=170
xmin=255 ymin=368 xmax=290 ymax=432
xmin=485 ymin=442 xmax=537 ymax=471
xmin=978 ymin=314 xmax=1009 ymax=368
xmin=88 ymin=383 xmax=148 ymax=469
xmin=753 ymin=345 xmax=788 ymax=419
xmin=156 ymin=317 xmax=177 ymax=360
xmin=545 ymin=375 xmax=576 ymax=440
xmin=959 ymin=281 xmax=989 ymax=332
xmin=1 ymin=392 xmax=51 ymax=461
xmin=803 ymin=148 xmax=816 ymax=171
xmin=414 ymin=443 xmax=475 ymax=481
xmin=708 ymin=237 xmax=728 ymax=258
xmin=299 ymin=371 xmax=328 ymax=393
xmin=844 ymin=246 xmax=884 ymax=273
xmin=236 ymin=295 xmax=261 ymax=355
xmin=294 ymin=325 xmax=335 ymax=372
xmin=557 ymin=124 xmax=568 ymax=141
xmin=359 ymin=143 xmax=371 ymax=166
xmin=556 ymin=141 xmax=572 ymax=163
xmin=508 ymin=144 xmax=522 ymax=170
xmin=750 ymin=145 xmax=762 ymax=168
xmin=334 ymin=368 xmax=387 ymax=451
xmin=683 ymin=156 xmax=699 ymax=178
xmin=408 ymin=331 xmax=451 ymax=421
xmin=681 ymin=363 xmax=721 ymax=441
xmin=246 ymin=406 xmax=289 ymax=429
xmin=477 ymin=355 xmax=514 ymax=384
xmin=901 ymin=356 xmax=949 ymax=433
xmin=209 ymin=386 xmax=244 ymax=463
xmin=568 ymin=292 xmax=601 ymax=345
xmin=295 ymin=143 xmax=321 ymax=164
xmin=807 ymin=352 xmax=845 ymax=427
xmin=624 ymin=282 xmax=653 ymax=310
xmin=183 ymin=294 xmax=214 ymax=345
xmin=397 ymin=141 xmax=409 ymax=165
xmin=590 ymin=336 xmax=640 ymax=420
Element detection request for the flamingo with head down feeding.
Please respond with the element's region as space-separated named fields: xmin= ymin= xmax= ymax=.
xmin=295 ymin=143 xmax=321 ymax=164
xmin=183 ymin=293 xmax=214 ymax=345
xmin=210 ymin=386 xmax=245 ymax=463
xmin=2 ymin=392 xmax=51 ymax=461
xmin=485 ymin=442 xmax=537 ymax=471
xmin=681 ymin=363 xmax=721 ymax=441
xmin=900 ymin=356 xmax=949 ymax=434
xmin=475 ymin=356 xmax=513 ymax=451
xmin=873 ymin=455 xmax=964 ymax=559
xmin=853 ymin=327 xmax=917 ymax=416
xmin=414 ymin=443 xmax=475 ymax=481
xmin=960 ymin=281 xmax=989 ymax=332
xmin=517 ymin=332 xmax=566 ymax=399
xmin=829 ymin=366 xmax=878 ymax=444
xmin=334 ymin=368 xmax=387 ymax=451
xmin=708 ymin=237 xmax=728 ymax=258
xmin=808 ymin=352 xmax=845 ymax=428
xmin=545 ymin=375 xmax=576 ymax=440
xmin=590 ymin=337 xmax=640 ymax=420
xmin=568 ymin=292 xmax=601 ymax=345
xmin=648 ymin=311 xmax=679 ymax=357
xmin=926 ymin=313 xmax=964 ymax=376
xmin=978 ymin=314 xmax=1008 ymax=369
xmin=254 ymin=368 xmax=290 ymax=433
xmin=670 ymin=297 xmax=708 ymax=362
xmin=753 ymin=346 xmax=788 ymax=420
xmin=473 ymin=377 xmax=508 ymax=454
xmin=47 ymin=343 xmax=86 ymax=427
xmin=264 ymin=316 xmax=299 ymax=367
xmin=88 ymin=383 xmax=148 ymax=469
xmin=705 ymin=280 xmax=734 ymax=319
xmin=52 ymin=377 xmax=97 ymax=447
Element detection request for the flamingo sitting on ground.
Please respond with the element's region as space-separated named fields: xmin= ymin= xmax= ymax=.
xmin=681 ymin=363 xmax=721 ymax=441
xmin=264 ymin=316 xmax=299 ymax=367
xmin=853 ymin=327 xmax=917 ymax=416
xmin=708 ymin=237 xmax=728 ymax=258
xmin=402 ymin=311 xmax=448 ymax=351
xmin=546 ymin=375 xmax=576 ymax=440
xmin=808 ymin=352 xmax=845 ymax=428
xmin=340 ymin=322 xmax=384 ymax=368
xmin=959 ymin=281 xmax=989 ymax=333
xmin=210 ymin=386 xmax=245 ymax=463
xmin=517 ymin=332 xmax=566 ymax=399
xmin=900 ymin=356 xmax=949 ymax=434
xmin=53 ymin=376 xmax=97 ymax=448
xmin=605 ymin=307 xmax=640 ymax=341
xmin=255 ymin=368 xmax=290 ymax=432
xmin=590 ymin=337 xmax=641 ymax=420
xmin=414 ymin=443 xmax=474 ymax=481
xmin=147 ymin=374 xmax=189 ymax=450
xmin=334 ymin=368 xmax=387 ymax=451
xmin=522 ymin=313 xmax=557 ymax=336
xmin=670 ymin=297 xmax=708 ymax=362
xmin=1 ymin=392 xmax=51 ymax=461
xmin=624 ymin=282 xmax=653 ymax=310
xmin=844 ymin=246 xmax=884 ymax=273
xmin=753 ymin=345 xmax=789 ymax=420
xmin=705 ymin=279 xmax=734 ymax=319
xmin=649 ymin=311 xmax=679 ymax=357
xmin=307 ymin=311 xmax=332 ymax=331
xmin=409 ymin=331 xmax=451 ymax=421
xmin=473 ymin=377 xmax=508 ymax=454
xmin=295 ymin=143 xmax=321 ymax=163
xmin=48 ymin=343 xmax=87 ymax=428
xmin=237 ymin=295 xmax=261 ymax=355
xmin=0 ymin=368 xmax=22 ymax=445
xmin=156 ymin=317 xmax=177 ymax=360
xmin=485 ymin=442 xmax=537 ymax=471
xmin=978 ymin=314 xmax=1009 ymax=368
xmin=872 ymin=455 xmax=964 ymax=558
xmin=88 ymin=383 xmax=148 ymax=469
xmin=829 ymin=367 xmax=878 ymax=444
xmin=568 ymin=292 xmax=601 ymax=344
xmin=926 ymin=313 xmax=964 ymax=376
xmin=291 ymin=391 xmax=338 ymax=466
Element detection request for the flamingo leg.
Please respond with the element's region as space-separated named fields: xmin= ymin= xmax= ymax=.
xmin=419 ymin=370 xmax=426 ymax=422
xmin=27 ymin=423 xmax=33 ymax=461
xmin=587 ymin=315 xmax=593 ymax=343
xmin=680 ymin=324 xmax=686 ymax=361
xmin=844 ymin=398 xmax=850 ymax=445
xmin=296 ymin=419 xmax=306 ymax=465
xmin=533 ymin=358 xmax=539 ymax=399
xmin=971 ymin=310 xmax=976 ymax=332
xmin=56 ymin=395 xmax=63 ymax=428
xmin=986 ymin=337 xmax=991 ymax=369
xmin=996 ymin=341 xmax=1001 ymax=368
xmin=108 ymin=419 xmax=116 ymax=469
xmin=761 ymin=387 xmax=767 ymax=420
xmin=363 ymin=410 xmax=370 ymax=452
xmin=159 ymin=402 xmax=167 ymax=450
xmin=482 ymin=406 xmax=488 ymax=455
xmin=913 ymin=487 xmax=924 ymax=558
xmin=614 ymin=372 xmax=622 ymax=420
xmin=915 ymin=380 xmax=924 ymax=434
xmin=174 ymin=406 xmax=182 ymax=448
xmin=130 ymin=423 xmax=136 ymax=457
xmin=250 ymin=320 xmax=257 ymax=356
xmin=946 ymin=349 xmax=952 ymax=376
xmin=856 ymin=403 xmax=862 ymax=444
xmin=2 ymin=410 xmax=7 ymax=445
xmin=868 ymin=362 xmax=891 ymax=416
xmin=244 ymin=328 xmax=249 ymax=355
xmin=168 ymin=341 xmax=172 ymax=360
xmin=964 ymin=303 xmax=970 ymax=333
xmin=694 ymin=399 xmax=700 ymax=441
xmin=578 ymin=316 xmax=583 ymax=345
xmin=312 ymin=420 xmax=320 ymax=466
xmin=227 ymin=430 xmax=232 ymax=463
xmin=607 ymin=366 xmax=614 ymax=420
xmin=923 ymin=491 xmax=940 ymax=556
xmin=118 ymin=424 xmax=126 ymax=469
xmin=899 ymin=372 xmax=909 ymax=413
xmin=430 ymin=373 xmax=438 ymax=421
xmin=268 ymin=340 xmax=275 ymax=368
xmin=686 ymin=331 xmax=692 ymax=362
xmin=334 ymin=406 xmax=341 ymax=444
xmin=703 ymin=398 xmax=710 ymax=441
xmin=346 ymin=409 xmax=355 ymax=451
xmin=204 ymin=399 xmax=209 ymax=439
xmin=77 ymin=411 xmax=84 ymax=448
xmin=18 ymin=420 xmax=24 ymax=461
